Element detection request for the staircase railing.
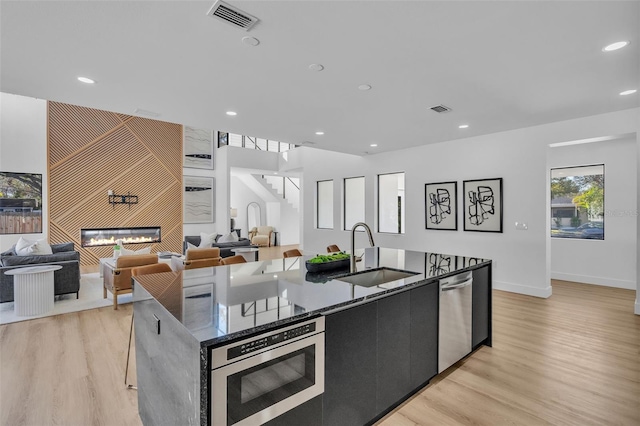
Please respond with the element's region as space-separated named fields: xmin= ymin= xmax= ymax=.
xmin=225 ymin=132 xmax=296 ymax=152
xmin=262 ymin=176 xmax=299 ymax=200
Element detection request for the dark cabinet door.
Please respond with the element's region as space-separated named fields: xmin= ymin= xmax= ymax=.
xmin=323 ymin=302 xmax=378 ymax=426
xmin=472 ymin=265 xmax=491 ymax=348
xmin=409 ymin=282 xmax=438 ymax=390
xmin=377 ymin=291 xmax=411 ymax=411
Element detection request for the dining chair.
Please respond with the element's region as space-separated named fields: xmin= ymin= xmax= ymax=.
xmin=326 ymin=244 xmax=341 ymax=253
xmin=221 ymin=255 xmax=247 ymax=265
xmin=283 ymin=248 xmax=303 ymax=258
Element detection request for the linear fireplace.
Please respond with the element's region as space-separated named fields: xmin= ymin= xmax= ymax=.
xmin=81 ymin=227 xmax=161 ymax=248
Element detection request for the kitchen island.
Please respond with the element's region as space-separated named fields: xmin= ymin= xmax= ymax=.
xmin=132 ymin=247 xmax=491 ymax=426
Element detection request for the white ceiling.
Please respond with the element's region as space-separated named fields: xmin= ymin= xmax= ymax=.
xmin=1 ymin=1 xmax=638 ymax=156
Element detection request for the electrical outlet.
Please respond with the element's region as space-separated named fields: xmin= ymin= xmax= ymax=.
xmin=515 ymin=222 xmax=528 ymax=230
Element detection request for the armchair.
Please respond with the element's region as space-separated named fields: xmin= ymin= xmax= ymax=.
xmin=249 ymin=226 xmax=274 ymax=247
xmin=186 ymin=247 xmax=221 ymax=269
xmin=103 ymin=254 xmax=158 ymax=309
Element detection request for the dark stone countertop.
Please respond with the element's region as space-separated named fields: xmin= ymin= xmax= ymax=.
xmin=132 ymin=247 xmax=490 ymax=348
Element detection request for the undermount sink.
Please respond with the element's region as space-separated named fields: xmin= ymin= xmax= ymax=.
xmin=336 ymin=267 xmax=419 ymax=287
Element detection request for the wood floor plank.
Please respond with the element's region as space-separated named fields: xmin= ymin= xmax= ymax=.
xmin=1 ymin=270 xmax=638 ymax=426
xmin=377 ymin=282 xmax=640 ymax=426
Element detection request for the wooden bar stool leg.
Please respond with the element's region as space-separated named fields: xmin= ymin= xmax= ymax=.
xmin=125 ymin=311 xmax=137 ymax=390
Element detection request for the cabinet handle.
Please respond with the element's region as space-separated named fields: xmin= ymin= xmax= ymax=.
xmin=442 ymin=278 xmax=473 ymax=291
xmin=153 ymin=314 xmax=160 ymax=334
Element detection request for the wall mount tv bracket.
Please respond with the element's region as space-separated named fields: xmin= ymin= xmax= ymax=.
xmin=108 ymin=192 xmax=138 ymax=209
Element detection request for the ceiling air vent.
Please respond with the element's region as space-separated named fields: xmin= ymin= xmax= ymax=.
xmin=430 ymin=104 xmax=452 ymax=113
xmin=207 ymin=1 xmax=259 ymax=31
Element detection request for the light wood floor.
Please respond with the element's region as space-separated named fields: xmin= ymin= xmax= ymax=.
xmin=1 ymin=273 xmax=638 ymax=425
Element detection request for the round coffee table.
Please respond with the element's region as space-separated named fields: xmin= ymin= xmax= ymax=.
xmin=230 ymin=247 xmax=259 ymax=262
xmin=4 ymin=265 xmax=62 ymax=316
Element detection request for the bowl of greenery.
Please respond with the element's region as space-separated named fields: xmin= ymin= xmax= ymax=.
xmin=305 ymin=252 xmax=351 ymax=273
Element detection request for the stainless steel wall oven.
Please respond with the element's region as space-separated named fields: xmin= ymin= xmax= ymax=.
xmin=211 ymin=317 xmax=325 ymax=426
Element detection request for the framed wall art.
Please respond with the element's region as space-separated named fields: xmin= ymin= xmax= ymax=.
xmin=183 ymin=126 xmax=214 ymax=169
xmin=425 ymin=181 xmax=457 ymax=230
xmin=463 ymin=177 xmax=503 ymax=233
xmin=217 ymin=131 xmax=229 ymax=148
xmin=184 ymin=176 xmax=214 ymax=223
xmin=0 ymin=171 xmax=43 ymax=234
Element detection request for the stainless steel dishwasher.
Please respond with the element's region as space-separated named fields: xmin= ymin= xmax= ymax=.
xmin=438 ymin=271 xmax=473 ymax=373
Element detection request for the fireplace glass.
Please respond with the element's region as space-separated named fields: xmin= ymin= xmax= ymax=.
xmin=81 ymin=227 xmax=161 ymax=247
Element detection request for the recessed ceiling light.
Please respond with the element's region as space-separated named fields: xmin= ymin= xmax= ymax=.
xmin=226 ymin=111 xmax=237 ymax=116
xmin=620 ymin=89 xmax=637 ymax=96
xmin=308 ymin=63 xmax=324 ymax=72
xmin=602 ymin=41 xmax=629 ymax=52
xmin=459 ymin=124 xmax=469 ymax=129
xmin=242 ymin=36 xmax=260 ymax=47
xmin=370 ymin=144 xmax=378 ymax=147
xmin=315 ymin=131 xmax=324 ymax=135
xmin=77 ymin=76 xmax=95 ymax=84
xmin=358 ymin=84 xmax=372 ymax=91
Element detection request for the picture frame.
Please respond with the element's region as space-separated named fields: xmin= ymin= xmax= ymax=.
xmin=217 ymin=131 xmax=229 ymax=148
xmin=0 ymin=171 xmax=43 ymax=234
xmin=183 ymin=126 xmax=214 ymax=169
xmin=184 ymin=176 xmax=214 ymax=223
xmin=425 ymin=181 xmax=457 ymax=230
xmin=463 ymin=177 xmax=503 ymax=233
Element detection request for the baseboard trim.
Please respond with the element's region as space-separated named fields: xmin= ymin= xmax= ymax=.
xmin=635 ymin=299 xmax=640 ymax=316
xmin=550 ymin=272 xmax=635 ymax=290
xmin=494 ymin=280 xmax=552 ymax=298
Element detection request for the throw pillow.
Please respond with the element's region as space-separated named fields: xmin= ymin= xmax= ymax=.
xmin=34 ymin=240 xmax=53 ymax=255
xmin=15 ymin=237 xmax=53 ymax=256
xmin=217 ymin=232 xmax=239 ymax=243
xmin=15 ymin=237 xmax=36 ymax=256
xmin=121 ymin=245 xmax=152 ymax=256
xmin=187 ymin=242 xmax=198 ymax=250
xmin=199 ymin=232 xmax=217 ymax=248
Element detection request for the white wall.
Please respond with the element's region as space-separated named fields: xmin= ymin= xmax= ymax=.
xmin=295 ymin=108 xmax=639 ymax=301
xmin=549 ymin=136 xmax=637 ymax=289
xmin=230 ymin=175 xmax=266 ymax=238
xmin=636 ymin=126 xmax=640 ymax=315
xmin=221 ymin=147 xmax=301 ymax=245
xmin=0 ymin=93 xmax=48 ymax=251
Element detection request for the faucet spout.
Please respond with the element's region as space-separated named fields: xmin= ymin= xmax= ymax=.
xmin=350 ymin=222 xmax=375 ymax=273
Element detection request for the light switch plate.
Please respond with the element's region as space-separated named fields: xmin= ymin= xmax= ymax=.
xmin=515 ymin=222 xmax=528 ymax=230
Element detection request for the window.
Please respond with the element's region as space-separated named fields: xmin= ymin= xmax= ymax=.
xmin=317 ymin=180 xmax=333 ymax=229
xmin=256 ymin=138 xmax=267 ymax=151
xmin=550 ymin=165 xmax=604 ymax=240
xmin=229 ymin=133 xmax=243 ymax=147
xmin=344 ymin=177 xmax=365 ymax=230
xmin=378 ymin=172 xmax=405 ymax=233
xmin=223 ymin=133 xmax=295 ymax=152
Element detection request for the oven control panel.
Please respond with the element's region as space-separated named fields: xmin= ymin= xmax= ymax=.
xmin=227 ymin=322 xmax=317 ymax=360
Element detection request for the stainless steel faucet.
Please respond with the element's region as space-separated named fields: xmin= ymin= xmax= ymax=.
xmin=350 ymin=222 xmax=375 ymax=273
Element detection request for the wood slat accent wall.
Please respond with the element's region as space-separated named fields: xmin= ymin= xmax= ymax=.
xmin=48 ymin=102 xmax=183 ymax=266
